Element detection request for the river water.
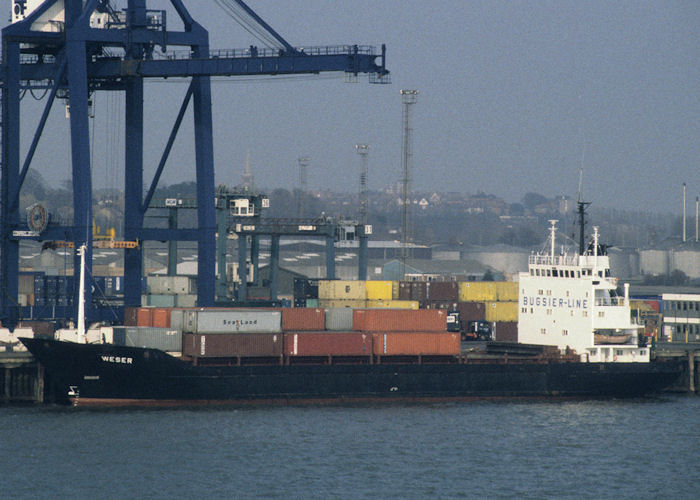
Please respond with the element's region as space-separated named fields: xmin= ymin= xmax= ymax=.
xmin=1 ymin=395 xmax=698 ymax=499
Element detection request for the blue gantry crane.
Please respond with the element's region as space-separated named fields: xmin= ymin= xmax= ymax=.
xmin=1 ymin=0 xmax=389 ymax=327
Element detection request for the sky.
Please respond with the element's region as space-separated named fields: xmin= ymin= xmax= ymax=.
xmin=6 ymin=0 xmax=700 ymax=214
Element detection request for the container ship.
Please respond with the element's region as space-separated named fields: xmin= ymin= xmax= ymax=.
xmin=20 ymin=223 xmax=682 ymax=405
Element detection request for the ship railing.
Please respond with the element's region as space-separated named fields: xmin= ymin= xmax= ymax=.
xmin=594 ymin=297 xmax=626 ymax=307
xmin=529 ymin=254 xmax=579 ymax=266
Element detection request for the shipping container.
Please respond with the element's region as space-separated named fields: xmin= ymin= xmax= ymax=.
xmin=365 ymin=281 xmax=394 ymax=300
xmin=113 ymin=326 xmax=182 ymax=352
xmin=391 ymin=281 xmax=400 ymax=300
xmin=371 ymin=332 xmax=460 ymax=356
xmin=398 ymin=281 xmax=412 ymax=300
xmin=146 ymin=294 xmax=177 ymax=307
xmin=366 ymin=299 xmax=419 ymax=310
xmin=305 ymin=298 xmax=319 ymax=308
xmin=282 ymin=308 xmax=325 ymax=331
xmin=284 ymin=331 xmax=371 ymax=356
xmin=293 ymin=298 xmax=307 ymax=308
xmin=353 ymin=309 xmax=447 ymax=332
xmin=17 ymin=321 xmax=54 ymax=336
xmin=428 ymin=281 xmax=459 ymax=301
xmin=492 ymin=321 xmax=518 ymax=342
xmin=183 ymin=332 xmax=282 ymax=357
xmin=426 ymin=300 xmax=458 ymax=311
xmin=318 ymin=280 xmax=366 ymax=300
xmin=147 ymin=275 xmax=194 ymax=295
xmin=136 ymin=307 xmax=153 ymax=327
xmin=411 ymin=282 xmax=428 ymax=302
xmin=175 ymin=294 xmax=197 ymax=308
xmin=484 ymin=301 xmax=519 ymax=322
xmin=456 ymin=301 xmax=486 ymax=322
xmin=124 ymin=307 xmax=139 ymax=326
xmin=495 ymin=282 xmax=519 ymax=302
xmin=151 ymin=308 xmax=171 ymax=328
xmin=19 ymin=273 xmax=35 ymax=295
xmin=459 ymin=282 xmax=497 ymax=302
xmin=318 ymin=299 xmax=367 ymax=309
xmin=293 ymin=278 xmax=319 ymax=300
xmin=183 ymin=309 xmax=281 ymax=334
xmin=325 ymin=308 xmax=354 ymax=331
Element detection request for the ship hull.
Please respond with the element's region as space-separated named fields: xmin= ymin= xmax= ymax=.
xmin=21 ymin=338 xmax=682 ymax=406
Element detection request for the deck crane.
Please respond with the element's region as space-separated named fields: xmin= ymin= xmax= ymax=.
xmin=1 ymin=0 xmax=389 ymax=327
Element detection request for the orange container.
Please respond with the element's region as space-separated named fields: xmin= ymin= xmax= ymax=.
xmin=353 ymin=309 xmax=446 ymax=332
xmin=151 ymin=308 xmax=171 ymax=328
xmin=371 ymin=332 xmax=460 ymax=356
xmin=281 ymin=308 xmax=325 ymax=331
xmin=136 ymin=307 xmax=153 ymax=327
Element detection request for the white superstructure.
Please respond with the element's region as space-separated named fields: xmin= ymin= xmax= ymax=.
xmin=518 ymin=221 xmax=649 ymax=362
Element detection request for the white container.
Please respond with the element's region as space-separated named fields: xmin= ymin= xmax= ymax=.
xmin=325 ymin=308 xmax=354 ymax=331
xmin=184 ymin=309 xmax=281 ymax=334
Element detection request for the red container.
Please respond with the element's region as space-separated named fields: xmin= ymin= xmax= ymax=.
xmin=281 ymin=308 xmax=325 ymax=331
xmin=427 ymin=300 xmax=458 ymax=311
xmin=151 ymin=308 xmax=171 ymax=328
xmin=353 ymin=309 xmax=446 ymax=332
xmin=183 ymin=332 xmax=283 ymax=357
xmin=284 ymin=332 xmax=371 ymax=356
xmin=493 ymin=321 xmax=518 ymax=342
xmin=644 ymin=300 xmax=661 ymax=313
xmin=124 ymin=307 xmax=139 ymax=326
xmin=398 ymin=282 xmax=412 ymax=300
xmin=456 ymin=301 xmax=486 ymax=322
xmin=428 ymin=282 xmax=459 ymax=301
xmin=17 ymin=321 xmax=55 ymax=336
xmin=136 ymin=307 xmax=153 ymax=327
xmin=371 ymin=332 xmax=460 ymax=356
xmin=411 ymin=282 xmax=428 ymax=301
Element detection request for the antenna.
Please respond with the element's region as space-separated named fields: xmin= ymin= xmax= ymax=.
xmin=297 ymin=156 xmax=310 ymax=218
xmin=400 ymin=89 xmax=418 ymax=277
xmin=575 ymin=147 xmax=591 ymax=255
xmin=355 ymin=144 xmax=370 ymax=225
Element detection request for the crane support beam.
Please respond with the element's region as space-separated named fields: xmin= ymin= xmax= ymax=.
xmin=16 ymin=46 xmax=387 ymax=83
xmin=1 ymin=0 xmax=388 ymax=325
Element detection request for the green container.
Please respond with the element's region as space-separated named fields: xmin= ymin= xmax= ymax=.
xmin=305 ymin=298 xmax=319 ymax=308
xmin=146 ymin=294 xmax=176 ymax=307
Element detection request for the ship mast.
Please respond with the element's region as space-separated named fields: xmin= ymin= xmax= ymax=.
xmin=77 ymin=244 xmax=87 ymax=343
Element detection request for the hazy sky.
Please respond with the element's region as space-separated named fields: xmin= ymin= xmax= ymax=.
xmin=6 ymin=1 xmax=700 ymax=213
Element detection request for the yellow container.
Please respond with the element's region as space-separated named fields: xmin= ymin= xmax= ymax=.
xmin=366 ymin=299 xmax=419 ymax=310
xmin=459 ymin=282 xmax=497 ymax=302
xmin=318 ymin=280 xmax=367 ymax=300
xmin=495 ymin=282 xmax=519 ymax=302
xmin=484 ymin=301 xmax=519 ymax=322
xmin=319 ymin=299 xmax=368 ymax=309
xmin=366 ymin=281 xmax=394 ymax=300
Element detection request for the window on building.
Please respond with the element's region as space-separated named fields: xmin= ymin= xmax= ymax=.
xmin=540 ymin=328 xmax=546 ymax=335
xmin=562 ymin=329 xmax=568 ymax=336
xmin=598 ymin=311 xmax=605 ymax=318
xmin=616 ymin=350 xmax=624 ymax=356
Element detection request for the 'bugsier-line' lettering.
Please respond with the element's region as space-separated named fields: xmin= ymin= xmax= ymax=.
xmin=522 ymin=297 xmax=588 ymax=309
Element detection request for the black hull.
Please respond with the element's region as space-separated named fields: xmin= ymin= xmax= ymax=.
xmin=21 ymin=338 xmax=682 ymax=406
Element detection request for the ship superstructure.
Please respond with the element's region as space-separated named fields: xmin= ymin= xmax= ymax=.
xmin=518 ymin=221 xmax=649 ymax=362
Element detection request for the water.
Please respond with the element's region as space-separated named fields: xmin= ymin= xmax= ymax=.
xmin=1 ymin=396 xmax=698 ymax=499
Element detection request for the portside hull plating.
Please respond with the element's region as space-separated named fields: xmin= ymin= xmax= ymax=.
xmin=21 ymin=338 xmax=682 ymax=406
